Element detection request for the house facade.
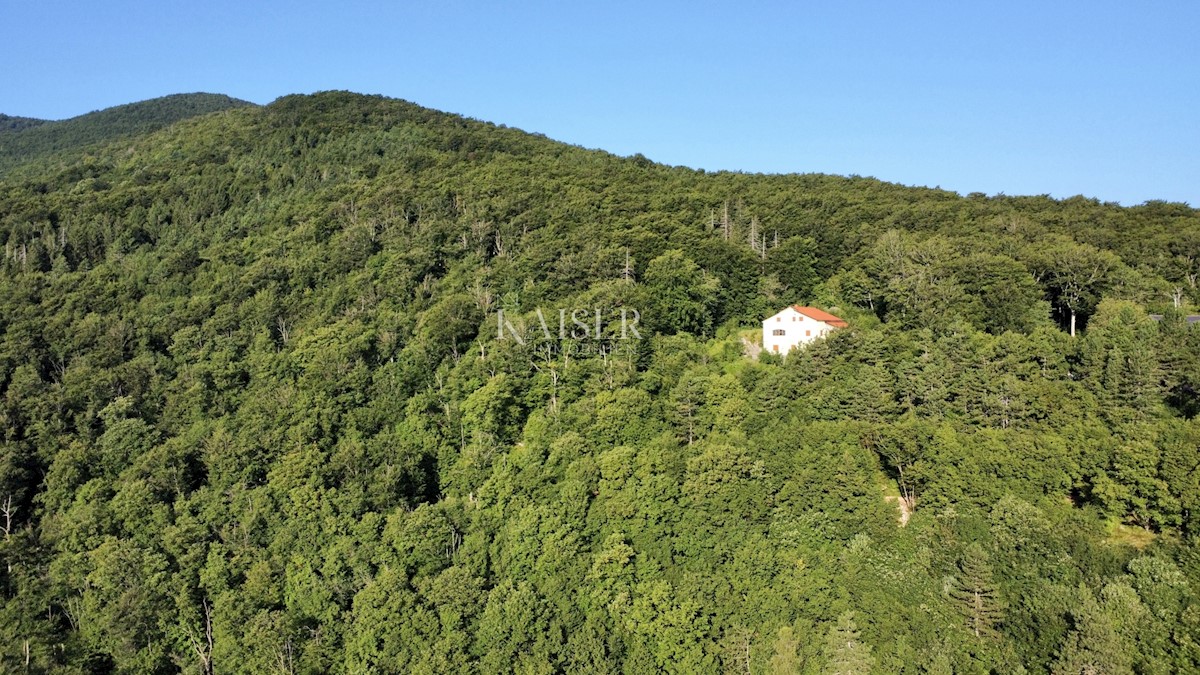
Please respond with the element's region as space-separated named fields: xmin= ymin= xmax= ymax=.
xmin=762 ymin=305 xmax=847 ymax=354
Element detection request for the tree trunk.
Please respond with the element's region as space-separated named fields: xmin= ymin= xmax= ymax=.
xmin=1070 ymin=309 xmax=1077 ymax=337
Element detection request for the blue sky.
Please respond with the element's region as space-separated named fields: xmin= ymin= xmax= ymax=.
xmin=4 ymin=1 xmax=1198 ymax=206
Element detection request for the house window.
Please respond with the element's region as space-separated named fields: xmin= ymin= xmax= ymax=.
xmin=772 ymin=329 xmax=786 ymax=336
xmin=773 ymin=344 xmax=779 ymax=352
xmin=776 ymin=317 xmax=781 ymax=322
xmin=805 ymin=330 xmax=811 ymax=337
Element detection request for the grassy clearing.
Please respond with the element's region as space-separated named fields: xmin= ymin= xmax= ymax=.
xmin=1106 ymin=522 xmax=1157 ymax=549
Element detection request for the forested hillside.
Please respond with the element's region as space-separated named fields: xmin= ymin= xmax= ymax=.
xmin=0 ymin=115 xmax=48 ymax=134
xmin=0 ymin=93 xmax=253 ymax=175
xmin=1 ymin=91 xmax=1199 ymax=673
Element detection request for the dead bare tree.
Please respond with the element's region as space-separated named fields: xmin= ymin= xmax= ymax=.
xmin=1168 ymin=286 xmax=1185 ymax=308
xmin=276 ymin=637 xmax=296 ymax=675
xmin=275 ymin=317 xmax=291 ymax=345
xmin=622 ymin=249 xmax=635 ymax=283
xmin=185 ymin=599 xmax=215 ymax=675
xmin=1 ymin=494 xmax=14 ymax=540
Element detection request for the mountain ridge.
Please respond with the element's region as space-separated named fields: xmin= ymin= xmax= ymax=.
xmin=0 ymin=113 xmax=48 ymax=134
xmin=0 ymin=92 xmax=255 ymax=174
xmin=6 ymin=90 xmax=1195 ymax=208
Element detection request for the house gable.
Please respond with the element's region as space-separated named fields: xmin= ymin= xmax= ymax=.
xmin=762 ymin=306 xmax=846 ymax=355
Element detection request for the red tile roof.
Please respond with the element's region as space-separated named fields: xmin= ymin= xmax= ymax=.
xmin=792 ymin=305 xmax=848 ymax=327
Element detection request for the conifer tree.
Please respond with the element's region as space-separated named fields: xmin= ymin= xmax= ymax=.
xmin=1052 ymin=589 xmax=1132 ymax=675
xmin=821 ymin=611 xmax=875 ymax=675
xmin=950 ymin=543 xmax=1006 ymax=639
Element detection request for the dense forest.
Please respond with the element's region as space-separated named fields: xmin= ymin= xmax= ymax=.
xmin=0 ymin=94 xmax=252 ymax=174
xmin=1 ymin=91 xmax=1199 ymax=673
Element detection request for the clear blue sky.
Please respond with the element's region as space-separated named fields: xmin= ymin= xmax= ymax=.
xmin=4 ymin=1 xmax=1198 ymax=206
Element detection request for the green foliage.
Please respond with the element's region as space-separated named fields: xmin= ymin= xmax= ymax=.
xmin=642 ymin=250 xmax=720 ymax=336
xmin=949 ymin=543 xmax=1006 ymax=640
xmin=0 ymin=90 xmax=1197 ymax=672
xmin=0 ymin=93 xmax=253 ymax=174
xmin=821 ymin=611 xmax=876 ymax=674
xmin=1051 ymin=587 xmax=1135 ymax=675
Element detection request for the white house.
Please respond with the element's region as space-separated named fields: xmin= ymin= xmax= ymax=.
xmin=763 ymin=305 xmax=847 ymax=354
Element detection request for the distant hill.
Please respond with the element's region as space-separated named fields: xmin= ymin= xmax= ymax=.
xmin=0 ymin=114 xmax=48 ymax=134
xmin=0 ymin=92 xmax=254 ymax=173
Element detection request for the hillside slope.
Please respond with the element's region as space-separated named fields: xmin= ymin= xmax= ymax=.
xmin=0 ymin=92 xmax=254 ymax=174
xmin=0 ymin=114 xmax=47 ymax=134
xmin=0 ymin=91 xmax=1198 ymax=672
